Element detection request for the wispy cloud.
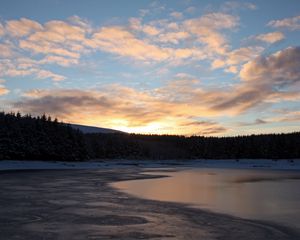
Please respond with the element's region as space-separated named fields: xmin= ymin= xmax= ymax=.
xmin=221 ymin=1 xmax=257 ymax=12
xmin=236 ymin=118 xmax=268 ymax=127
xmin=0 ymin=58 xmax=66 ymax=81
xmin=170 ymin=11 xmax=183 ymax=19
xmin=268 ymin=15 xmax=300 ymax=31
xmin=255 ymin=32 xmax=285 ymax=43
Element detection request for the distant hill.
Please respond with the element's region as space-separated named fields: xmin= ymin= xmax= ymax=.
xmin=70 ymin=124 xmax=124 ymax=134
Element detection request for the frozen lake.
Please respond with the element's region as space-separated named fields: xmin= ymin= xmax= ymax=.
xmin=113 ymin=168 xmax=300 ymax=230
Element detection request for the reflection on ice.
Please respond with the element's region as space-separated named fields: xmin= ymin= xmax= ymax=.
xmin=114 ymin=168 xmax=300 ymax=229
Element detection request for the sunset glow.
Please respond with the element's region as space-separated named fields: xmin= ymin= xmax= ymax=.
xmin=0 ymin=0 xmax=300 ymax=135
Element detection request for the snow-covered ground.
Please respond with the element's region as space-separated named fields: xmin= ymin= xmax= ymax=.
xmin=189 ymin=159 xmax=300 ymax=170
xmin=0 ymin=159 xmax=300 ymax=171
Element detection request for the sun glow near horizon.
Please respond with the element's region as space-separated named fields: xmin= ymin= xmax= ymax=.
xmin=0 ymin=0 xmax=300 ymax=136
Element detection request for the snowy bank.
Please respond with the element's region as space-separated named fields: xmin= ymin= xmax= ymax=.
xmin=0 ymin=159 xmax=300 ymax=171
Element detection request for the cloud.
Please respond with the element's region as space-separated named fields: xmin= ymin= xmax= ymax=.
xmin=174 ymin=72 xmax=196 ymax=79
xmin=20 ymin=40 xmax=81 ymax=58
xmin=0 ymin=86 xmax=9 ymax=96
xmin=129 ymin=18 xmax=160 ymax=35
xmin=211 ymin=59 xmax=226 ymax=69
xmin=0 ymin=12 xmax=250 ymax=73
xmin=184 ymin=12 xmax=239 ymax=55
xmin=185 ymin=7 xmax=196 ymax=14
xmin=211 ymin=46 xmax=263 ymax=70
xmin=13 ymin=83 xmax=230 ymax=135
xmin=0 ymin=80 xmax=9 ymax=96
xmin=226 ymin=46 xmax=264 ymax=65
xmin=16 ymin=17 xmax=92 ymax=64
xmin=221 ymin=1 xmax=257 ymax=12
xmin=43 ymin=20 xmax=86 ymax=41
xmin=91 ymin=25 xmax=205 ymax=64
xmin=0 ymin=23 xmax=4 ymax=36
xmin=187 ymin=12 xmax=239 ymax=29
xmin=11 ymin=45 xmax=300 ymax=134
xmin=255 ymin=32 xmax=285 ymax=43
xmin=237 ymin=118 xmax=268 ymax=127
xmin=39 ymin=55 xmax=79 ymax=67
xmin=211 ymin=47 xmax=300 ymax=114
xmin=268 ymin=15 xmax=300 ymax=31
xmin=35 ymin=69 xmax=65 ymax=81
xmin=0 ymin=58 xmax=65 ymax=81
xmin=143 ymin=25 xmax=160 ymax=36
xmin=181 ymin=120 xmax=227 ymax=135
xmin=0 ymin=14 xmax=230 ymax=81
xmin=272 ymin=111 xmax=300 ymax=123
xmin=224 ymin=65 xmax=238 ymax=73
xmin=5 ymin=18 xmax=43 ymax=37
xmin=157 ymin=31 xmax=190 ymax=44
xmin=0 ymin=43 xmax=14 ymax=57
xmin=92 ymin=26 xmax=169 ymax=62
xmin=240 ymin=46 xmax=300 ymax=87
xmin=170 ymin=11 xmax=183 ymax=19
xmin=210 ymin=87 xmax=265 ymax=113
xmin=68 ymin=15 xmax=92 ymax=32
xmin=0 ymin=16 xmax=94 ymax=81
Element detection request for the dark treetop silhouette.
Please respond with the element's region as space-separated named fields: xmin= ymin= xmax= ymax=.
xmin=0 ymin=112 xmax=299 ymax=161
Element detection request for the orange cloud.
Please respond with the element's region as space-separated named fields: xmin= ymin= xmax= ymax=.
xmin=212 ymin=47 xmax=300 ymax=113
xmin=0 ymin=86 xmax=9 ymax=95
xmin=226 ymin=46 xmax=264 ymax=65
xmin=0 ymin=80 xmax=9 ymax=95
xmin=0 ymin=13 xmax=257 ymax=72
xmin=0 ymin=58 xmax=65 ymax=81
xmin=184 ymin=13 xmax=239 ymax=55
xmin=211 ymin=46 xmax=263 ymax=71
xmin=92 ymin=26 xmax=170 ymax=62
xmin=157 ymin=31 xmax=190 ymax=44
xmin=14 ymin=17 xmax=92 ymax=68
xmin=20 ymin=39 xmax=81 ymax=58
xmin=255 ymin=32 xmax=285 ymax=43
xmin=225 ymin=65 xmax=238 ymax=73
xmin=0 ymin=43 xmax=14 ymax=58
xmin=129 ymin=18 xmax=160 ymax=35
xmin=11 ymin=44 xmax=300 ymax=134
xmin=39 ymin=55 xmax=79 ymax=67
xmin=13 ymin=83 xmax=229 ymax=135
xmin=0 ymin=23 xmax=4 ymax=36
xmin=211 ymin=59 xmax=226 ymax=69
xmin=6 ymin=18 xmax=43 ymax=37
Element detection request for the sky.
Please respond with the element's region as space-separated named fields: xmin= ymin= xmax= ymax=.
xmin=0 ymin=0 xmax=300 ymax=136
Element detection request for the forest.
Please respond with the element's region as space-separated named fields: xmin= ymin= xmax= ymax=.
xmin=0 ymin=112 xmax=87 ymax=161
xmin=0 ymin=112 xmax=299 ymax=161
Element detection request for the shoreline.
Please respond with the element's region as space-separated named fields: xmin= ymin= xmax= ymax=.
xmin=1 ymin=159 xmax=300 ymax=171
xmin=0 ymin=168 xmax=299 ymax=239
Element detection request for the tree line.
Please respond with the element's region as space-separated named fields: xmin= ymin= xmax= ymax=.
xmin=0 ymin=112 xmax=87 ymax=161
xmin=0 ymin=112 xmax=299 ymax=161
xmin=86 ymin=132 xmax=300 ymax=160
